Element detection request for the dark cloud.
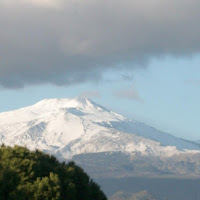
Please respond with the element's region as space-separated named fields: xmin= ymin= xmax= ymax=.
xmin=1 ymin=0 xmax=200 ymax=88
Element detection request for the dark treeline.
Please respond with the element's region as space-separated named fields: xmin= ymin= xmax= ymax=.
xmin=0 ymin=145 xmax=107 ymax=200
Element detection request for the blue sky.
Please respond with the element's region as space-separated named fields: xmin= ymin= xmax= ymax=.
xmin=1 ymin=55 xmax=199 ymax=140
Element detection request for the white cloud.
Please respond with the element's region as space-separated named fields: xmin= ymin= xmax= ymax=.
xmin=80 ymin=91 xmax=100 ymax=99
xmin=0 ymin=0 xmax=60 ymax=8
xmin=114 ymin=87 xmax=142 ymax=102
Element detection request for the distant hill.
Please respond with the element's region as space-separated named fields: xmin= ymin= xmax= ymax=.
xmin=194 ymin=140 xmax=200 ymax=144
xmin=109 ymin=190 xmax=160 ymax=200
xmin=97 ymin=177 xmax=200 ymax=200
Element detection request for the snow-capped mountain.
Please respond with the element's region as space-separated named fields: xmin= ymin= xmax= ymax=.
xmin=0 ymin=97 xmax=200 ymax=177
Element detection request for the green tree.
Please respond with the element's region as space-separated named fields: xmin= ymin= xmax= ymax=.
xmin=33 ymin=172 xmax=60 ymax=200
xmin=0 ymin=145 xmax=107 ymax=200
xmin=0 ymin=168 xmax=23 ymax=200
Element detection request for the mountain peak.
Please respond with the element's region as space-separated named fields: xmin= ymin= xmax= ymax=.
xmin=0 ymin=97 xmax=101 ymax=126
xmin=32 ymin=96 xmax=96 ymax=111
xmin=0 ymin=96 xmax=199 ymax=158
xmin=0 ymin=97 xmax=200 ymax=179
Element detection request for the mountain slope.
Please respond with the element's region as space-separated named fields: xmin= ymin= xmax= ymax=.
xmin=0 ymin=97 xmax=199 ymax=153
xmin=0 ymin=97 xmax=200 ymax=177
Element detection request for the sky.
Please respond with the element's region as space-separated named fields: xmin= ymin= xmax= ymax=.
xmin=0 ymin=0 xmax=200 ymax=140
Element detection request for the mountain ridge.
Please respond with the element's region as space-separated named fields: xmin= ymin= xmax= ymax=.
xmin=1 ymin=97 xmax=200 ymax=178
xmin=0 ymin=97 xmax=198 ymax=149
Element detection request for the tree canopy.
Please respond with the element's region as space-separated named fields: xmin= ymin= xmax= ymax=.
xmin=0 ymin=145 xmax=107 ymax=200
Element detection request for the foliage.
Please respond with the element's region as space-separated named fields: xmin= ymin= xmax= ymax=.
xmin=0 ymin=145 xmax=107 ymax=200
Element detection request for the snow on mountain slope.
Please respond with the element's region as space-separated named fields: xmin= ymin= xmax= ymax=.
xmin=102 ymin=120 xmax=200 ymax=150
xmin=0 ymin=97 xmax=199 ymax=161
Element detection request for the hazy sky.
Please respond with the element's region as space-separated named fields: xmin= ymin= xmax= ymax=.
xmin=0 ymin=0 xmax=200 ymax=140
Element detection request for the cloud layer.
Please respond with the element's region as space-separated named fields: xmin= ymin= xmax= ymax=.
xmin=1 ymin=0 xmax=200 ymax=88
